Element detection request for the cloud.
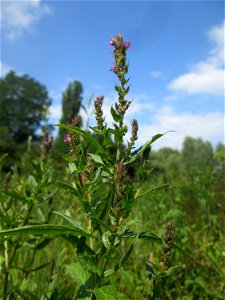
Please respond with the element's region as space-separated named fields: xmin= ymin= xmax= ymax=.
xmin=48 ymin=103 xmax=62 ymax=120
xmin=133 ymin=106 xmax=224 ymax=150
xmin=169 ymin=22 xmax=224 ymax=96
xmin=0 ymin=61 xmax=13 ymax=77
xmin=1 ymin=0 xmax=52 ymax=40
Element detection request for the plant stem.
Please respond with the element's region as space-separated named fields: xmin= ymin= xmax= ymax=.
xmin=3 ymin=240 xmax=9 ymax=300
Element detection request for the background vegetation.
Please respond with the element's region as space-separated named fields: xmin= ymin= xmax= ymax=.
xmin=0 ymin=69 xmax=224 ymax=299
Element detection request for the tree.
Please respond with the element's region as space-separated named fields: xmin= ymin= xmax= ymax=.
xmin=0 ymin=71 xmax=51 ymax=156
xmin=181 ymin=137 xmax=214 ymax=178
xmin=56 ymin=81 xmax=83 ymax=151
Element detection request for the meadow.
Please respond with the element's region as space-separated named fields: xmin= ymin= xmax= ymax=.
xmin=0 ymin=34 xmax=224 ymax=300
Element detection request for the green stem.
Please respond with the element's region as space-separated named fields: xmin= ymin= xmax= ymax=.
xmin=3 ymin=240 xmax=9 ymax=300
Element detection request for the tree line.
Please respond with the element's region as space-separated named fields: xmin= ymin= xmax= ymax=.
xmin=0 ymin=71 xmax=224 ymax=174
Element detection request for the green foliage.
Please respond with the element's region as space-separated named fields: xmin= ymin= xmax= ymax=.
xmin=0 ymin=35 xmax=224 ymax=300
xmin=0 ymin=71 xmax=51 ymax=160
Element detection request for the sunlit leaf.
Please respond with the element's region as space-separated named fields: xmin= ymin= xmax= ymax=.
xmin=66 ymin=262 xmax=89 ymax=286
xmin=94 ymin=284 xmax=118 ymax=300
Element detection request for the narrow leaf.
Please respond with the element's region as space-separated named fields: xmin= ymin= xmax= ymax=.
xmin=122 ymin=231 xmax=163 ymax=244
xmin=0 ymin=224 xmax=91 ymax=238
xmin=172 ymin=243 xmax=193 ymax=259
xmin=35 ymin=238 xmax=52 ymax=250
xmin=90 ymin=216 xmax=112 ymax=232
xmin=57 ymin=181 xmax=81 ymax=197
xmin=53 ymin=211 xmax=86 ymax=231
xmin=124 ymin=132 xmax=170 ymax=165
xmin=136 ymin=184 xmax=170 ymax=198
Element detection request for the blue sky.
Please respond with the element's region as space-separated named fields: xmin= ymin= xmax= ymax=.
xmin=1 ymin=0 xmax=224 ymax=150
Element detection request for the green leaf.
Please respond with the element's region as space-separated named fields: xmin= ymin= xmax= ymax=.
xmin=53 ymin=211 xmax=87 ymax=231
xmin=110 ymin=105 xmax=122 ymax=123
xmin=136 ymin=184 xmax=170 ymax=198
xmin=165 ymin=265 xmax=183 ymax=276
xmin=90 ymin=216 xmax=112 ymax=232
xmin=122 ymin=231 xmax=192 ymax=258
xmin=62 ymin=154 xmax=77 ymax=162
xmin=35 ymin=238 xmax=52 ymax=250
xmin=124 ymin=132 xmax=169 ymax=165
xmin=0 ymin=153 xmax=8 ymax=167
xmin=66 ymin=262 xmax=89 ymax=286
xmin=68 ymin=162 xmax=77 ymax=174
xmin=76 ymin=236 xmax=100 ymax=275
xmin=146 ymin=263 xmax=160 ymax=300
xmin=104 ymin=242 xmax=134 ymax=277
xmin=89 ymin=153 xmax=104 ymax=165
xmin=57 ymin=181 xmax=82 ymax=197
xmin=122 ymin=231 xmax=163 ymax=244
xmin=195 ymin=276 xmax=207 ymax=289
xmin=172 ymin=243 xmax=193 ymax=259
xmin=0 ymin=224 xmax=91 ymax=238
xmin=56 ymin=124 xmax=108 ymax=158
xmin=146 ymin=263 xmax=156 ymax=280
xmin=122 ymin=184 xmax=135 ymax=218
xmin=94 ymin=284 xmax=118 ymax=300
xmin=1 ymin=190 xmax=30 ymax=204
xmin=62 ymin=235 xmax=95 ymax=256
xmin=102 ymin=231 xmax=112 ymax=249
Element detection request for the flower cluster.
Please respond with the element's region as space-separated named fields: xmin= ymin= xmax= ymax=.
xmin=63 ymin=116 xmax=81 ymax=144
xmin=160 ymin=220 xmax=173 ymax=271
xmin=43 ymin=133 xmax=53 ymax=153
xmin=94 ymin=95 xmax=105 ymax=130
xmin=109 ymin=34 xmax=131 ymax=81
xmin=127 ymin=119 xmax=139 ymax=154
xmin=115 ymin=160 xmax=128 ymax=204
xmin=110 ymin=34 xmax=131 ymax=128
xmin=130 ymin=119 xmax=138 ymax=143
xmin=109 ymin=36 xmax=131 ymax=49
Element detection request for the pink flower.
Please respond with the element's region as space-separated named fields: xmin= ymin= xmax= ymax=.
xmin=64 ymin=135 xmax=72 ymax=143
xmin=80 ymin=173 xmax=88 ymax=183
xmin=122 ymin=40 xmax=131 ymax=49
xmin=44 ymin=136 xmax=53 ymax=146
xmin=110 ymin=65 xmax=120 ymax=72
xmin=109 ymin=38 xmax=116 ymax=46
xmin=43 ymin=136 xmax=53 ymax=151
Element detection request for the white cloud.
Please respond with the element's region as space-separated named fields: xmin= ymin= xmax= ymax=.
xmin=169 ymin=22 xmax=225 ymax=96
xmin=1 ymin=0 xmax=52 ymax=40
xmin=48 ymin=103 xmax=62 ymax=120
xmin=134 ymin=106 xmax=224 ymax=150
xmin=0 ymin=61 xmax=13 ymax=77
